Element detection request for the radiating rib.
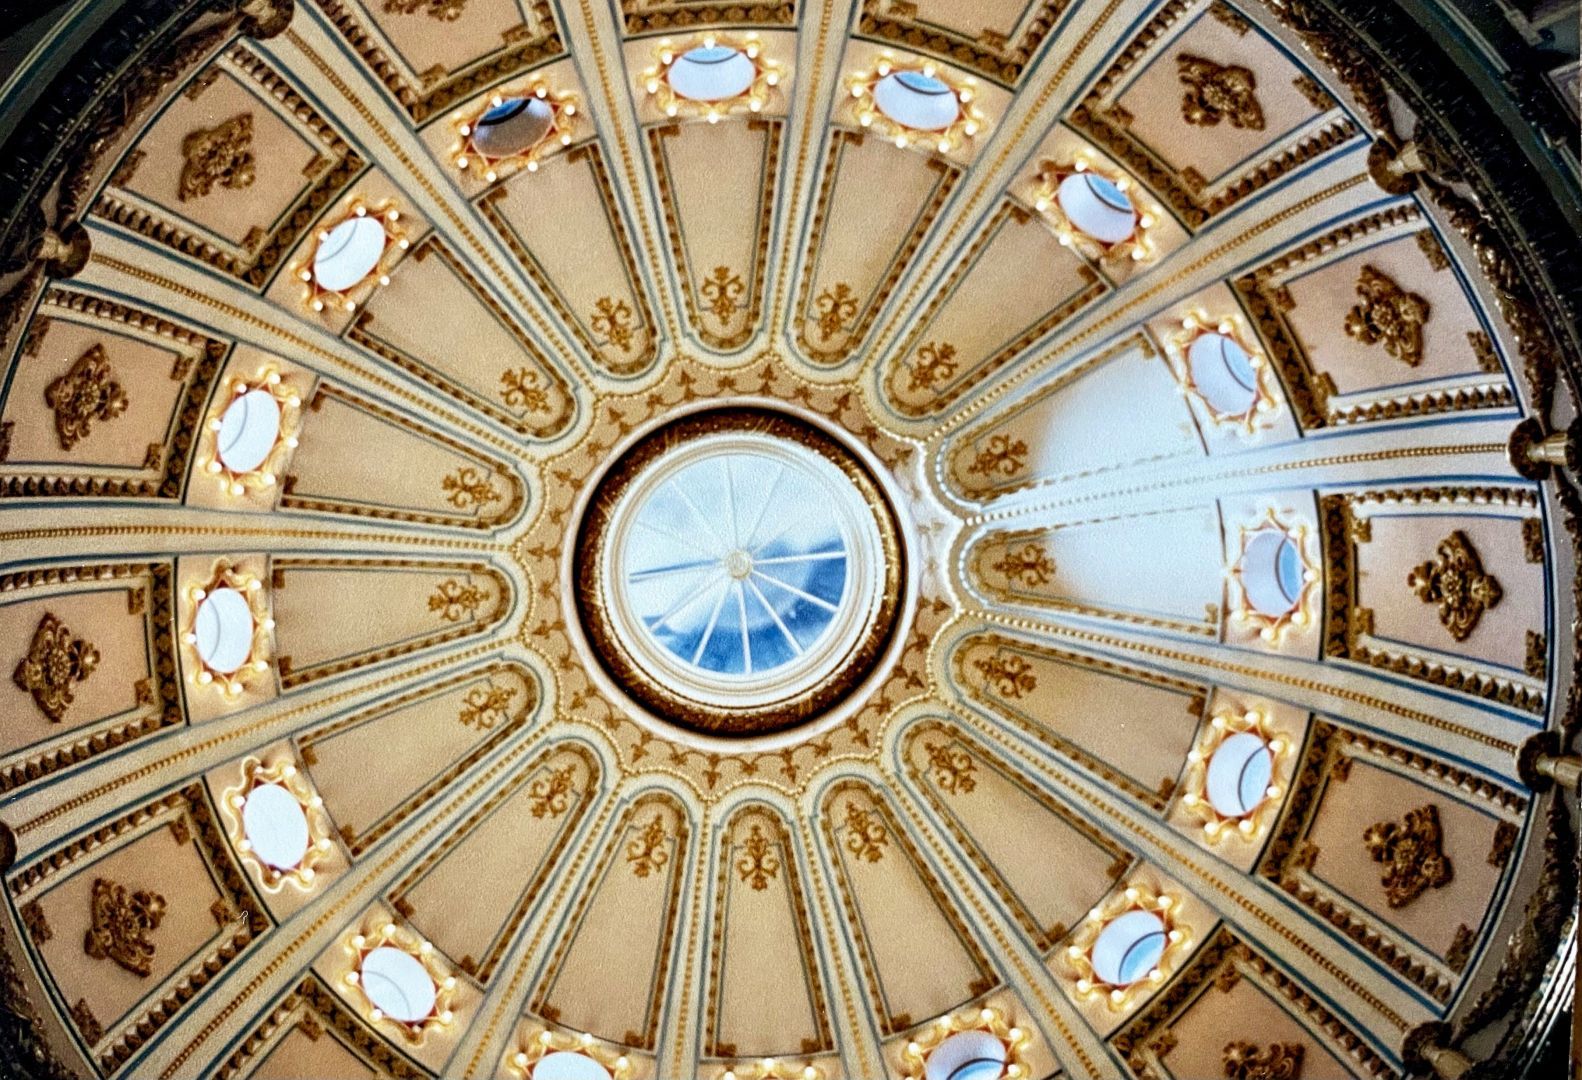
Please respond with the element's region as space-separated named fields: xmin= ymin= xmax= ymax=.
xmin=751 ymin=569 xmax=840 ymax=612
xmin=746 ymin=576 xmax=805 ymax=656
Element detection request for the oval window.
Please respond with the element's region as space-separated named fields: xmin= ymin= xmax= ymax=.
xmin=216 ymin=389 xmax=281 ymax=474
xmin=241 ymin=783 xmax=310 ymax=870
xmin=313 ymin=216 xmax=386 ymax=293
xmin=925 ymin=1030 xmax=1008 ymax=1080
xmin=871 ymin=70 xmax=960 ymax=131
xmin=471 ymin=96 xmax=555 ymax=157
xmin=1240 ymin=529 xmax=1305 ymax=618
xmin=195 ymin=587 xmax=256 ymax=675
xmin=667 ymin=45 xmax=757 ymax=101
xmin=360 ymin=946 xmax=437 ymax=1023
xmin=1090 ymin=909 xmax=1168 ymax=986
xmin=1055 ymin=172 xmax=1137 ymax=246
xmin=1187 ymin=332 xmax=1260 ymax=417
xmin=532 ymin=1052 xmax=614 ymax=1080
xmin=1205 ymin=732 xmax=1274 ymax=818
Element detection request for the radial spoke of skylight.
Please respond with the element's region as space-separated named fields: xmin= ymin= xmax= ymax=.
xmin=690 ymin=582 xmax=733 ymax=666
xmin=746 ymin=576 xmax=805 ymax=656
xmin=753 ymin=550 xmax=847 ymax=566
xmin=724 ymin=456 xmax=740 ymax=547
xmin=752 ymin=569 xmax=841 ymax=612
xmin=627 ymin=557 xmax=721 ymax=581
xmin=734 ymin=581 xmax=753 ymax=673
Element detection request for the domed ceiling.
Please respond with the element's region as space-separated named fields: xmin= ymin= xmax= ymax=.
xmin=0 ymin=1 xmax=1577 ymax=1078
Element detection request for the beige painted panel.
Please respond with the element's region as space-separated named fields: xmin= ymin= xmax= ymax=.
xmin=249 ymin=1024 xmax=378 ymax=1080
xmin=365 ymin=0 xmax=529 ymax=83
xmin=907 ymin=0 xmax=1034 ymax=39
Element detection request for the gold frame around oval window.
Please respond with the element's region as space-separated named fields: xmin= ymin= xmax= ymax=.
xmin=846 ymin=54 xmax=987 ymax=154
xmin=181 ymin=559 xmax=274 ymax=698
xmin=1064 ymin=881 xmax=1191 ymax=1012
xmin=200 ymin=363 xmax=302 ymax=497
xmin=1029 ymin=155 xmax=1164 ymax=266
xmin=1179 ymin=705 xmax=1293 ymax=844
xmin=342 ymin=918 xmax=458 ymax=1045
xmin=449 ymin=80 xmax=580 ymax=184
xmin=508 ymin=1028 xmax=635 ymax=1079
xmin=1228 ymin=508 xmax=1320 ymax=644
xmin=1165 ymin=311 xmax=1281 ymax=434
xmin=641 ymin=32 xmax=786 ymax=123
xmin=288 ymin=198 xmax=410 ymax=315
xmin=573 ymin=407 xmax=906 ymax=738
xmin=220 ymin=755 xmax=332 ymax=892
xmin=899 ymin=1005 xmax=1035 ymax=1080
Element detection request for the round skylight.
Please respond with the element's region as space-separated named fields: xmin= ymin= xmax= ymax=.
xmin=1205 ymin=732 xmax=1274 ymax=818
xmin=871 ymin=70 xmax=960 ymax=131
xmin=1055 ymin=172 xmax=1137 ymax=245
xmin=360 ymin=946 xmax=436 ymax=1023
xmin=471 ymin=96 xmax=555 ymax=157
xmin=216 ymin=389 xmax=281 ymax=474
xmin=925 ymin=1030 xmax=1008 ymax=1080
xmin=240 ymin=782 xmax=310 ymax=869
xmin=667 ymin=45 xmax=757 ymax=101
xmin=1187 ymin=332 xmax=1260 ymax=417
xmin=1240 ymin=529 xmax=1305 ymax=618
xmin=312 ymin=216 xmax=386 ymax=293
xmin=194 ymin=587 xmax=256 ymax=675
xmin=531 ymin=1052 xmax=613 ymax=1080
xmin=576 ymin=408 xmax=905 ymax=737
xmin=1090 ymin=909 xmax=1168 ymax=986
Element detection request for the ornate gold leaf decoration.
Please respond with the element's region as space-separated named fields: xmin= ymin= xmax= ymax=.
xmin=383 ymin=0 xmax=468 ymax=20
xmin=973 ymin=654 xmax=1038 ymax=699
xmin=1343 ymin=265 xmax=1431 ymax=366
xmin=45 ymin=344 xmax=128 ymax=450
xmin=457 ymin=683 xmax=516 ymax=729
xmin=1407 ymin=530 xmax=1502 ymax=642
xmin=736 ymin=823 xmax=780 ymax=890
xmin=83 ymin=877 xmax=166 ymax=977
xmin=813 ymin=282 xmax=858 ymax=342
xmin=906 ymin=341 xmax=958 ymax=392
xmin=70 ymin=999 xmax=102 ymax=1045
xmin=429 ymin=579 xmax=488 ymax=621
xmin=178 ymin=113 xmax=256 ymax=202
xmin=700 ymin=266 xmax=745 ymax=327
xmin=528 ymin=764 xmax=578 ymax=818
xmin=1364 ymin=804 xmax=1454 ymax=908
xmin=442 ymin=466 xmax=501 ymax=510
xmin=1223 ymin=1040 xmax=1305 ymax=1080
xmin=991 ymin=544 xmax=1055 ymax=588
xmin=590 ymin=296 xmax=635 ymax=350
xmin=499 ymin=367 xmax=551 ymax=413
xmin=1177 ymin=55 xmax=1266 ymax=130
xmin=924 ymin=741 xmax=977 ymax=795
xmin=966 ymin=434 xmax=1028 ymax=479
xmin=843 ymin=801 xmax=888 ymax=863
xmin=13 ymin=613 xmax=99 ymax=723
xmin=626 ymin=813 xmax=671 ymax=878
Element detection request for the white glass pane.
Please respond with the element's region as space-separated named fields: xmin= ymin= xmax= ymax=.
xmin=195 ymin=587 xmax=255 ymax=675
xmin=872 ymin=70 xmax=960 ymax=131
xmin=1187 ymin=332 xmax=1259 ymax=416
xmin=313 ymin=216 xmax=385 ymax=293
xmin=925 ymin=1030 xmax=1007 ymax=1080
xmin=241 ymin=783 xmax=310 ymax=869
xmin=532 ymin=1052 xmax=614 ymax=1080
xmin=1241 ymin=530 xmax=1302 ymax=617
xmin=1205 ymin=732 xmax=1273 ymax=818
xmin=1056 ymin=172 xmax=1137 ymax=245
xmin=1091 ymin=909 xmax=1167 ymax=986
xmin=216 ymin=389 xmax=281 ymax=474
xmin=360 ymin=946 xmax=436 ymax=1022
xmin=667 ymin=46 xmax=756 ymax=101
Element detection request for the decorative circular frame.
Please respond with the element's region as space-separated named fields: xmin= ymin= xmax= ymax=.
xmin=1179 ymin=705 xmax=1292 ymax=844
xmin=846 ymin=54 xmax=985 ymax=153
xmin=1029 ymin=156 xmax=1162 ymax=264
xmin=451 ymin=80 xmax=579 ymax=183
xmin=342 ymin=918 xmax=457 ymax=1044
xmin=509 ymin=1028 xmax=634 ymax=1079
xmin=1165 ymin=311 xmax=1280 ymax=433
xmin=573 ymin=406 xmax=906 ymax=738
xmin=641 ymin=33 xmax=785 ymax=122
xmin=1065 ymin=882 xmax=1190 ymax=1011
xmin=181 ymin=560 xmax=274 ymax=697
xmin=289 ymin=198 xmax=410 ymax=314
xmin=900 ymin=1006 xmax=1033 ymax=1079
xmin=718 ymin=1057 xmax=826 ymax=1080
xmin=220 ymin=755 xmax=332 ymax=891
xmin=1228 ymin=508 xmax=1320 ymax=643
xmin=201 ymin=363 xmax=302 ymax=496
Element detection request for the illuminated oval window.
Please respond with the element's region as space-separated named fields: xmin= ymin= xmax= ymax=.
xmin=667 ymin=45 xmax=756 ymax=101
xmin=241 ymin=783 xmax=310 ymax=869
xmin=1187 ymin=333 xmax=1260 ymax=417
xmin=1056 ymin=172 xmax=1137 ymax=245
xmin=872 ymin=70 xmax=960 ymax=131
xmin=216 ymin=389 xmax=281 ymax=474
xmin=532 ymin=1052 xmax=613 ymax=1080
xmin=1091 ymin=910 xmax=1168 ymax=986
xmin=1205 ymin=732 xmax=1274 ymax=818
xmin=195 ymin=587 xmax=256 ymax=675
xmin=471 ymin=96 xmax=555 ymax=157
xmin=925 ymin=1030 xmax=1008 ymax=1080
xmin=312 ymin=216 xmax=386 ymax=293
xmin=360 ymin=946 xmax=436 ymax=1023
xmin=1240 ymin=529 xmax=1305 ymax=618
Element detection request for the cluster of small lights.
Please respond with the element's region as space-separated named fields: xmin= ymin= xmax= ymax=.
xmin=719 ymin=1057 xmax=824 ymax=1080
xmin=641 ymin=33 xmax=784 ymax=121
xmin=451 ymin=81 xmax=578 ymax=183
xmin=900 ymin=1006 xmax=1032 ymax=1079
xmin=1229 ymin=508 xmax=1319 ymax=644
xmin=203 ymin=364 xmax=300 ymax=496
xmin=847 ymin=56 xmax=985 ymax=153
xmin=1180 ymin=707 xmax=1290 ymax=843
xmin=1065 ymin=883 xmax=1189 ymax=1011
xmin=510 ymin=1027 xmax=633 ymax=1078
xmin=1166 ymin=312 xmax=1280 ymax=432
xmin=291 ymin=200 xmax=409 ymax=314
xmin=222 ymin=756 xmax=332 ymax=891
xmin=343 ymin=920 xmax=458 ymax=1044
xmin=181 ymin=561 xmax=273 ymax=697
xmin=1029 ymin=156 xmax=1161 ymax=263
